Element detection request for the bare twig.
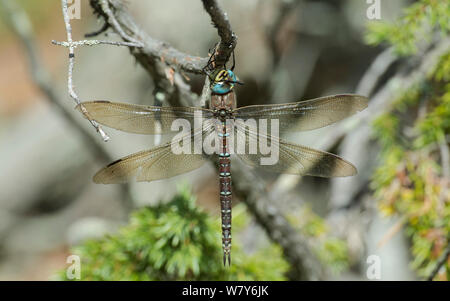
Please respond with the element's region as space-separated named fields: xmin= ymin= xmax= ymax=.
xmin=51 ymin=39 xmax=142 ymax=48
xmin=377 ymin=216 xmax=407 ymax=249
xmin=0 ymin=0 xmax=133 ymax=210
xmin=53 ymin=0 xmax=144 ymax=141
xmin=0 ymin=0 xmax=109 ymax=161
xmin=57 ymin=0 xmax=111 ymax=141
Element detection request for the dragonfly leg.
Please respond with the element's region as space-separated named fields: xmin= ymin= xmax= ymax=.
xmin=203 ymin=42 xmax=219 ymax=76
xmin=230 ymin=50 xmax=235 ymax=71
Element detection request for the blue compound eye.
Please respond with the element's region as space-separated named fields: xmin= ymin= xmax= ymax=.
xmin=227 ymin=70 xmax=236 ymax=82
xmin=212 ymin=82 xmax=231 ymax=94
xmin=211 ymin=69 xmax=237 ymax=94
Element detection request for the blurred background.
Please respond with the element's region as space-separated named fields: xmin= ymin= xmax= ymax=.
xmin=0 ymin=0 xmax=448 ymax=280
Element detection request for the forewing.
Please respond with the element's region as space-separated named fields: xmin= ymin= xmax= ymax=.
xmin=77 ymin=101 xmax=214 ymax=134
xmin=234 ymin=94 xmax=368 ymax=132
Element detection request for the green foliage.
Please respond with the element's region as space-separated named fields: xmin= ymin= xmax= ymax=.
xmin=368 ymin=2 xmax=450 ymax=280
xmin=59 ymin=186 xmax=289 ymax=281
xmin=58 ymin=185 xmax=352 ymax=280
xmin=366 ymin=0 xmax=450 ymax=55
xmin=414 ymin=90 xmax=450 ymax=148
xmin=287 ymin=206 xmax=350 ymax=275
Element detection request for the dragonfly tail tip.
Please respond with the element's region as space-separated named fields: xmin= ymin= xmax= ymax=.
xmin=223 ymin=253 xmax=231 ymax=267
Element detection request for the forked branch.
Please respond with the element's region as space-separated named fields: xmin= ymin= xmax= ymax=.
xmin=53 ymin=0 xmax=142 ymax=141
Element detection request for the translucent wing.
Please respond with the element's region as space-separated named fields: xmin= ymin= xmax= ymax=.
xmin=234 ymin=94 xmax=368 ymax=132
xmin=77 ymin=101 xmax=214 ymax=134
xmin=94 ymin=120 xmax=216 ymax=184
xmin=233 ymin=120 xmax=356 ymax=177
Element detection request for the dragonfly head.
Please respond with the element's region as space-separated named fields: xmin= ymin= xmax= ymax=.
xmin=211 ymin=69 xmax=242 ymax=95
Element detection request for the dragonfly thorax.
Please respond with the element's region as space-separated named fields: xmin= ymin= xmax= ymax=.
xmin=210 ymin=89 xmax=237 ymax=112
xmin=219 ymin=109 xmax=227 ymax=118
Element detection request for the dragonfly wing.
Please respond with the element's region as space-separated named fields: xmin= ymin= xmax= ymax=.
xmin=234 ymin=94 xmax=368 ymax=132
xmin=233 ymin=121 xmax=356 ymax=177
xmin=77 ymin=101 xmax=214 ymax=134
xmin=94 ymin=120 xmax=216 ymax=183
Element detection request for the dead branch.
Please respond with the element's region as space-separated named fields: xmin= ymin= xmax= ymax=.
xmin=201 ymin=0 xmax=237 ymax=69
xmin=231 ymin=162 xmax=323 ymax=280
xmin=90 ymin=0 xmax=209 ymax=74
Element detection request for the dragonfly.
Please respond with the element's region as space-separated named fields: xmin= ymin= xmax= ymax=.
xmin=77 ymin=65 xmax=368 ymax=266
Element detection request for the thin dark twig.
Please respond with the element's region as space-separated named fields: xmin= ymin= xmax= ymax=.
xmin=427 ymin=243 xmax=450 ymax=281
xmin=84 ymin=21 xmax=110 ymax=38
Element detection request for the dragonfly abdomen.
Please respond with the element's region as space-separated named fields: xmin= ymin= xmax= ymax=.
xmin=219 ymin=120 xmax=232 ymax=266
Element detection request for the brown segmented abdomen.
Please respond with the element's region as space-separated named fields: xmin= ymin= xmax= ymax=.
xmin=210 ymin=92 xmax=236 ymax=266
xmin=218 ymin=120 xmax=232 ymax=266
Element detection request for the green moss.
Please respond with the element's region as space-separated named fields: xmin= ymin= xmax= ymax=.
xmin=414 ymin=88 xmax=450 ymax=149
xmin=59 ymin=186 xmax=288 ymax=281
xmin=368 ymin=0 xmax=449 ymax=280
xmin=365 ymin=0 xmax=450 ymax=56
xmin=286 ymin=206 xmax=350 ymax=275
xmin=58 ymin=185 xmax=353 ymax=280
